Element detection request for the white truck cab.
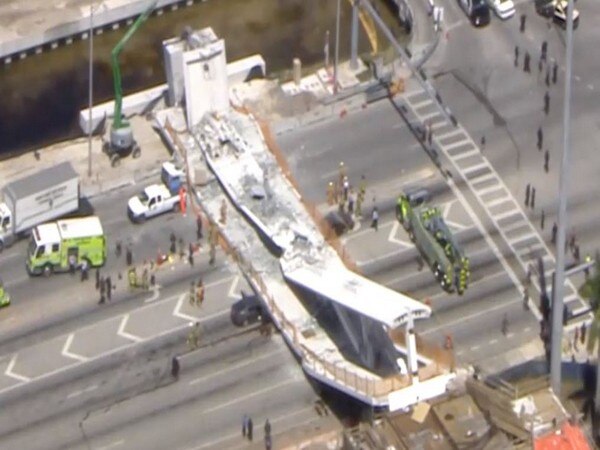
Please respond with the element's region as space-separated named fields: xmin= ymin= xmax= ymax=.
xmin=127 ymin=184 xmax=180 ymax=223
xmin=486 ymin=0 xmax=515 ymax=19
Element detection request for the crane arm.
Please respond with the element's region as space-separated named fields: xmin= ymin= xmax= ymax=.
xmin=111 ymin=0 xmax=158 ymax=129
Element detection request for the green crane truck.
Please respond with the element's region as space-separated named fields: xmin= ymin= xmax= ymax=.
xmin=396 ymin=188 xmax=470 ymax=294
xmin=26 ymin=216 xmax=106 ymax=277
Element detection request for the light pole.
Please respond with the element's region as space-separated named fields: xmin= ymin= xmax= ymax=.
xmin=87 ymin=1 xmax=95 ymax=178
xmin=333 ymin=0 xmax=341 ymax=95
xmin=550 ymin=0 xmax=575 ymax=396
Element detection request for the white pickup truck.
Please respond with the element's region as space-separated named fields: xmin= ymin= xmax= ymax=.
xmin=127 ymin=184 xmax=180 ymax=223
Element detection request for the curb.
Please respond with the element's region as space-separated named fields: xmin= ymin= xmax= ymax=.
xmin=82 ymin=167 xmax=162 ymax=200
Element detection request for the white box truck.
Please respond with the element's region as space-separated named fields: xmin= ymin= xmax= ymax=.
xmin=0 ymin=162 xmax=80 ymax=251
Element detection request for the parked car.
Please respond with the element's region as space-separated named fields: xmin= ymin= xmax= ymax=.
xmin=230 ymin=292 xmax=265 ymax=327
xmin=458 ymin=0 xmax=491 ymax=26
xmin=535 ymin=0 xmax=579 ymax=29
xmin=486 ymin=0 xmax=515 ymax=19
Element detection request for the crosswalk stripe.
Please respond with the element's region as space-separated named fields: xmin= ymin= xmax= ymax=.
xmin=410 ymin=98 xmax=434 ymax=109
xmin=477 ymin=184 xmax=503 ymax=197
xmin=451 ymin=148 xmax=480 ymax=161
xmin=420 ymin=110 xmax=442 ymax=121
xmin=437 ymin=128 xmax=465 ymax=141
xmin=494 ymin=208 xmax=521 ymax=221
xmin=463 ymin=162 xmax=490 ymax=176
xmin=486 ymin=195 xmax=511 ymax=208
xmin=443 ymin=138 xmax=472 ymax=151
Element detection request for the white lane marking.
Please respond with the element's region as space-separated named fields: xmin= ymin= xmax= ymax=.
xmin=437 ymin=128 xmax=466 ymax=141
xmin=227 ymin=276 xmax=240 ymax=299
xmin=189 ymin=349 xmax=287 ymax=386
xmin=202 ymin=378 xmax=300 ymax=415
xmin=96 ymin=439 xmax=125 ymax=450
xmin=486 ymin=195 xmax=512 ymax=209
xmin=469 ymin=172 xmax=495 ymax=185
xmin=343 ymin=219 xmax=394 ymax=242
xmin=62 ymin=333 xmax=89 ymax=362
xmin=506 ymin=333 xmax=515 ymax=338
xmin=524 ymin=327 xmax=531 ymax=333
xmin=463 ymin=162 xmax=490 ymax=176
xmin=477 ymin=184 xmax=503 ymax=197
xmin=144 ymin=284 xmax=162 ymax=304
xmin=173 ymin=293 xmax=197 ymax=322
xmin=470 ymin=345 xmax=480 ymax=351
xmin=509 ymin=232 xmax=539 ymax=246
xmin=67 ymin=384 xmax=98 ymax=399
xmin=489 ymin=339 xmax=498 ymax=345
xmin=387 ymin=221 xmax=411 ymax=247
xmin=504 ymin=220 xmax=529 ymax=234
xmin=5 ymin=354 xmax=29 ymax=382
xmin=356 ymin=249 xmax=403 ymax=267
xmin=494 ymin=208 xmax=521 ymax=222
xmin=410 ymin=98 xmax=434 ymax=109
xmin=443 ymin=138 xmax=471 ymax=151
xmin=188 ymin=406 xmax=315 ymax=450
xmin=452 ymin=148 xmax=480 ymax=161
xmin=117 ymin=315 xmax=142 ymax=343
xmin=420 ymin=110 xmax=441 ymax=121
xmin=587 ymin=84 xmax=594 ymax=90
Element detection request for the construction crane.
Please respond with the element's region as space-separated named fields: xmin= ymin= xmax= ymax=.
xmin=105 ymin=0 xmax=157 ymax=167
xmin=397 ymin=187 xmax=470 ymax=295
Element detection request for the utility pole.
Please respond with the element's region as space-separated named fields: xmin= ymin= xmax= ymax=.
xmin=550 ymin=0 xmax=575 ymax=397
xmin=350 ymin=0 xmax=359 ymax=70
xmin=87 ymin=1 xmax=95 ymax=178
xmin=333 ymin=0 xmax=341 ymax=94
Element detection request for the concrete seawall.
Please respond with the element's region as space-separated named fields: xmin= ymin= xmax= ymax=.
xmin=0 ymin=0 xmax=200 ymax=65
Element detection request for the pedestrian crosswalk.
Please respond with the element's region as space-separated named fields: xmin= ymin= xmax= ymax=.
xmin=401 ymin=88 xmax=591 ymax=320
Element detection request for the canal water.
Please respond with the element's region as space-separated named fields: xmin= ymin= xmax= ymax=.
xmin=0 ymin=0 xmax=405 ymax=159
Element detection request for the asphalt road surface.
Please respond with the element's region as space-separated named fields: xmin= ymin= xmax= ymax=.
xmin=0 ymin=180 xmax=323 ymax=449
xmin=275 ymin=98 xmax=543 ymax=374
xmin=426 ymin=0 xmax=600 ymax=295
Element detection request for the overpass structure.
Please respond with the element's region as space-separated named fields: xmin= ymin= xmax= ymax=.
xmin=156 ymin=105 xmax=455 ymax=410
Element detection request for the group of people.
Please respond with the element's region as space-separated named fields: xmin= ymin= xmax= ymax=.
xmin=242 ymin=415 xmax=272 ymax=449
xmin=326 ymin=162 xmax=368 ymax=220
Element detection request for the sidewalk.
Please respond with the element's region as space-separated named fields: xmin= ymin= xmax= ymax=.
xmin=0 ymin=116 xmax=170 ymax=199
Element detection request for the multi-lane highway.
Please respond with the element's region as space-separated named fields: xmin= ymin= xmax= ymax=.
xmin=0 ymin=180 xmax=323 ymax=450
xmin=276 ymin=98 xmax=544 ymax=374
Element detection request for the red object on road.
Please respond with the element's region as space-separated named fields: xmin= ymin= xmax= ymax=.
xmin=534 ymin=422 xmax=591 ymax=450
xmin=179 ymin=186 xmax=187 ymax=215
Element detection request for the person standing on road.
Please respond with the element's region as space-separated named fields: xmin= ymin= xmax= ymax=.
xmin=552 ymin=222 xmax=558 ymax=245
xmin=115 ymin=240 xmax=122 ymax=259
xmin=169 ymin=232 xmax=177 ymax=255
xmin=514 ymin=45 xmax=519 ymax=67
xmin=68 ymin=254 xmax=77 ymax=275
xmin=520 ymin=14 xmax=526 ymax=33
xmin=242 ymin=414 xmax=249 ymax=438
xmin=126 ymin=246 xmax=133 ymax=267
xmin=525 ymin=183 xmax=531 ymax=207
xmin=502 ymin=314 xmax=509 ymax=336
xmin=531 ymin=187 xmax=536 ymax=209
xmin=171 ymin=356 xmax=180 ymax=380
xmin=247 ymin=417 xmax=254 ymax=441
xmin=196 ymin=278 xmax=205 ymax=307
xmin=106 ymin=276 xmax=112 ymax=301
xmin=371 ymin=207 xmax=379 ymax=231
xmin=541 ymin=209 xmax=545 ymax=230
xmin=188 ymin=243 xmax=194 ymax=267
xmin=264 ymin=419 xmax=271 ymax=437
xmin=81 ymin=259 xmax=89 ymax=282
xmin=537 ymin=127 xmax=543 ymax=151
xmin=552 ymin=60 xmax=558 ymax=85
xmin=99 ymin=276 xmax=106 ymax=304
xmin=523 ymin=51 xmax=531 ymax=73
xmin=541 ymin=40 xmax=548 ymax=63
xmin=544 ymin=150 xmax=550 ymax=173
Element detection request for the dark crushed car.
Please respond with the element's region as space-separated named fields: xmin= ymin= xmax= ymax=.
xmin=230 ymin=291 xmax=266 ymax=327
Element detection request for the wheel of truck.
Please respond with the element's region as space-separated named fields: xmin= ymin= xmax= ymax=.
xmin=110 ymin=153 xmax=121 ymax=168
xmin=132 ymin=145 xmax=141 ymax=159
xmin=457 ymin=287 xmax=465 ymax=296
xmin=0 ymin=240 xmax=4 ymax=253
xmin=172 ymin=202 xmax=180 ymax=213
xmin=42 ymin=264 xmax=53 ymax=277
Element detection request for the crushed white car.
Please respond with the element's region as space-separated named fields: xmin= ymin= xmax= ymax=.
xmin=487 ymin=0 xmax=515 ymax=19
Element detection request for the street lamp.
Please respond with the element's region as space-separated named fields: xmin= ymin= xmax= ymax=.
xmin=333 ymin=0 xmax=341 ymax=95
xmin=87 ymin=1 xmax=95 ymax=178
xmin=550 ymin=0 xmax=576 ymax=396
